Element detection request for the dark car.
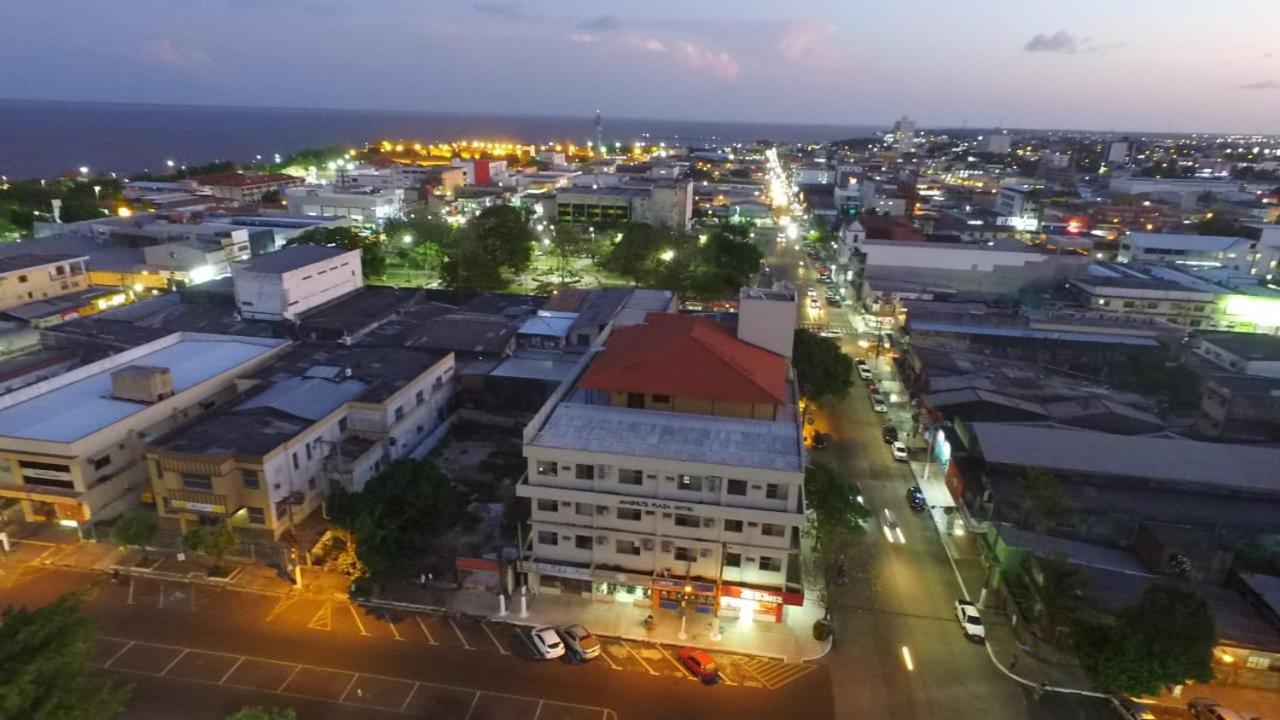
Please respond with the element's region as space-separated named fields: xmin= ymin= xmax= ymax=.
xmin=906 ymin=486 xmax=926 ymax=511
xmin=811 ymin=432 xmax=830 ymax=450
xmin=826 ymin=297 xmax=842 ymax=308
xmin=881 ymin=425 xmax=899 ymax=443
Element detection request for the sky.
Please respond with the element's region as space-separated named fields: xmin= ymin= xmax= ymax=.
xmin=2 ymin=0 xmax=1279 ymax=134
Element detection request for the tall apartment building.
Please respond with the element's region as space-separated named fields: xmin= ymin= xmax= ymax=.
xmin=518 ymin=302 xmax=806 ymax=624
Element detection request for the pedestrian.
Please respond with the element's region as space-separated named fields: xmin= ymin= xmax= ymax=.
xmin=1009 ymin=654 xmax=1018 ymax=670
xmin=419 ymin=572 xmax=426 ymax=588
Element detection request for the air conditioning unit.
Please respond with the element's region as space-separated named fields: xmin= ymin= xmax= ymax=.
xmin=665 ymin=476 xmax=675 ymax=483
xmin=701 ymin=518 xmax=715 ymax=528
xmin=642 ymin=539 xmax=655 ymax=551
xmin=596 ymin=536 xmax=608 ymax=545
xmin=645 ymin=473 xmax=657 ymax=479
xmin=661 ymin=541 xmax=673 ymax=553
xmin=707 ymin=478 xmax=720 ymax=492
xmin=596 ymin=465 xmax=611 ymax=475
xmin=747 ymin=521 xmax=758 ymax=527
xmin=746 ymin=556 xmax=757 ymax=562
xmin=560 ymin=501 xmax=572 ymax=507
xmin=699 ymin=548 xmax=713 ymax=558
xmin=595 ymin=506 xmax=609 ymax=515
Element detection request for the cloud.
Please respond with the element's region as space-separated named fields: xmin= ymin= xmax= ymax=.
xmin=577 ymin=15 xmax=622 ymax=32
xmin=775 ymin=22 xmax=844 ymax=67
xmin=474 ymin=3 xmax=529 ymax=20
xmin=573 ymin=31 xmax=738 ymax=81
xmin=1264 ymin=52 xmax=1275 ymax=60
xmin=1024 ymin=30 xmax=1078 ymax=54
xmin=1237 ymin=80 xmax=1280 ymax=90
xmin=569 ymin=33 xmax=599 ymax=44
xmin=625 ymin=34 xmax=668 ymax=54
xmin=143 ymin=39 xmax=215 ymax=71
xmin=672 ymin=41 xmax=739 ymax=81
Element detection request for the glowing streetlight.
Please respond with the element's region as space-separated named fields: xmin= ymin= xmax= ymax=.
xmin=659 ymin=249 xmax=675 ymax=262
xmin=402 ymin=234 xmax=413 ymax=245
xmin=78 ymin=166 xmax=89 ymax=176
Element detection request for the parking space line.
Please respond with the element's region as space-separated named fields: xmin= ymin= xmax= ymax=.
xmin=620 ymin=641 xmax=657 ymax=675
xmin=126 ymin=577 xmax=135 ymax=605
xmin=737 ymin=659 xmax=770 ymax=687
xmin=308 ymin=602 xmax=332 ymax=631
xmin=463 ymin=692 xmax=480 ymax=720
xmin=218 ymin=657 xmax=244 ymax=684
xmin=160 ymin=649 xmax=189 ymax=676
xmin=386 ymin=616 xmax=403 ymax=641
xmin=102 ymin=641 xmax=135 ymax=668
xmin=717 ymin=665 xmax=738 ymax=686
xmin=265 ymin=595 xmax=299 ymax=622
xmin=276 ymin=665 xmax=301 ymax=692
xmin=399 ymin=682 xmax=419 ymax=712
xmin=158 ymin=580 xmax=164 ymax=608
xmin=599 ymin=646 xmax=622 ymax=670
xmin=652 ymin=644 xmax=687 ymax=675
xmin=448 ymin=618 xmax=474 ymax=650
xmin=337 ymin=673 xmax=360 ymax=702
xmin=346 ymin=603 xmax=370 ymax=636
xmin=415 ymin=616 xmax=438 ymax=645
xmin=480 ymin=622 xmax=508 ymax=654
xmin=533 ymin=700 xmax=544 ymax=719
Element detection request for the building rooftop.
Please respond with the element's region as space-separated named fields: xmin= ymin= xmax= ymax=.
xmin=0 ymin=333 xmax=286 ymax=443
xmin=248 ymin=344 xmax=449 ymax=405
xmin=154 ymin=405 xmax=312 ymax=457
xmin=235 ymin=245 xmax=353 ymax=274
xmin=531 ymin=403 xmax=802 ymax=473
xmin=403 ymin=313 xmax=516 ymax=356
xmin=194 ymin=171 xmax=300 ymax=188
xmin=518 ymin=311 xmax=578 ymax=339
xmin=557 ymin=186 xmax=652 ymax=199
xmin=1122 ymin=232 xmax=1245 ymax=252
xmin=969 ymin=422 xmax=1280 ymax=494
xmin=579 ymin=312 xmax=789 ymax=405
xmin=613 ymin=289 xmax=676 ymax=327
xmin=0 ymin=252 xmax=87 ymax=274
xmin=1200 ymin=331 xmax=1280 ymax=361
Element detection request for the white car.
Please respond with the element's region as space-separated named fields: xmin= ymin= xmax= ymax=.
xmin=871 ymin=395 xmax=888 ymax=412
xmin=954 ymin=600 xmax=985 ymax=642
xmin=880 ymin=508 xmax=905 ymax=544
xmin=819 ymin=327 xmax=843 ymax=338
xmin=857 ymin=365 xmax=873 ymax=380
xmin=891 ymin=441 xmax=908 ymax=461
xmin=529 ymin=626 xmax=566 ymax=660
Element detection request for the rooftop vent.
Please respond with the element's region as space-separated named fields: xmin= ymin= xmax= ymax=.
xmin=110 ymin=365 xmax=174 ymax=403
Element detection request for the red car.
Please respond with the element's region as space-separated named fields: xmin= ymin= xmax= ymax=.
xmin=676 ymin=646 xmax=720 ymax=684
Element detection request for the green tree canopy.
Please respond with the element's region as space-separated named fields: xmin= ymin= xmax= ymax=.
xmin=602 ymin=223 xmax=673 ymax=280
xmin=287 ymin=226 xmax=388 ymax=280
xmin=792 ymin=329 xmax=854 ymax=401
xmin=182 ymin=524 xmax=239 ymax=574
xmin=439 ymin=205 xmax=534 ymax=291
xmin=803 ymin=462 xmax=870 ymax=618
xmin=1023 ymin=467 xmax=1073 ymax=531
xmin=0 ymin=593 xmax=131 ymax=720
xmin=1075 ymin=584 xmax=1216 ymax=695
xmin=109 ymin=510 xmax=159 ymax=561
xmin=328 ymin=459 xmax=469 ymax=589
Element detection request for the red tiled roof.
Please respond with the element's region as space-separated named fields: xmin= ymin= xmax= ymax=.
xmin=194 ymin=171 xmax=301 ymax=188
xmin=579 ymin=313 xmax=788 ymax=405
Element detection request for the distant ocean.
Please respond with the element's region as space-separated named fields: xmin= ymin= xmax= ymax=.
xmin=0 ymin=99 xmax=883 ymax=180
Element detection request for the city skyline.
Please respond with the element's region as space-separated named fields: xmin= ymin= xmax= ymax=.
xmin=3 ymin=0 xmax=1280 ymax=134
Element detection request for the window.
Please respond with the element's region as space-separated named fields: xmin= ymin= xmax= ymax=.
xmin=674 ymin=513 xmax=700 ymax=528
xmin=761 ymin=523 xmax=786 ymax=537
xmin=765 ymin=483 xmax=785 ymax=501
xmin=1122 ymin=300 xmax=1137 ymax=309
xmin=618 ymin=469 xmax=643 ymax=486
xmin=617 ymin=508 xmax=642 ymax=521
xmin=246 ymin=507 xmax=266 ymax=525
xmin=651 ymin=394 xmax=671 ymax=404
xmin=536 ymin=460 xmax=558 ymax=476
xmin=92 ymin=455 xmax=111 ymax=470
xmin=275 ymin=502 xmax=289 ymax=520
xmin=415 ymin=390 xmax=425 ymax=405
xmin=536 ymin=499 xmax=558 ymax=512
xmin=308 ymin=476 xmax=316 ymax=491
xmin=291 ymin=452 xmax=299 ymax=470
xmin=673 ymin=546 xmax=694 ymax=562
xmin=305 ymin=444 xmax=312 ymax=461
xmin=16 ymin=274 xmax=27 ymax=283
xmin=727 ymin=479 xmax=748 ymax=496
xmin=575 ymin=535 xmax=593 ymax=550
xmin=758 ymin=556 xmax=782 ymax=573
xmin=537 ymin=531 xmax=558 ymax=546
xmin=676 ymin=474 xmax=703 ymax=492
xmin=616 ymin=539 xmax=641 ymax=556
xmin=626 ymin=392 xmax=644 ymax=409
xmin=394 ymin=406 xmax=405 ymax=422
xmin=724 ymin=552 xmax=742 ymax=568
xmin=339 ymin=417 xmax=348 ymax=433
xmin=182 ymin=474 xmax=213 ymax=491
xmin=575 ymin=502 xmax=593 ymax=516
xmin=243 ymin=470 xmax=260 ymax=489
xmin=575 ymin=464 xmax=595 ymax=481
xmin=723 ymin=519 xmax=744 ymax=533
xmin=1144 ymin=301 xmax=1159 ymax=309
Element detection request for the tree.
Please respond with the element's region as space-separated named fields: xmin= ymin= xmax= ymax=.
xmin=440 ymin=227 xmax=508 ymax=292
xmin=109 ymin=510 xmax=159 ymax=562
xmin=287 ymin=226 xmax=387 ymax=280
xmin=259 ymin=189 xmax=284 ymax=205
xmin=327 ymin=459 xmax=469 ymax=591
xmin=602 ymin=223 xmax=672 ymax=280
xmin=0 ymin=593 xmax=131 ymax=719
xmin=1028 ymin=554 xmax=1087 ymax=641
xmin=469 ymin=204 xmax=534 ymax=274
xmin=682 ymin=227 xmax=763 ymax=300
xmin=1075 ymin=584 xmax=1216 ymax=695
xmin=548 ymin=223 xmax=590 ymax=284
xmin=1195 ymin=215 xmax=1237 ymax=237
xmin=227 ymin=707 xmax=296 ymax=720
xmin=1023 ymin=467 xmax=1073 ymax=531
xmin=182 ymin=524 xmax=239 ymax=575
xmin=803 ymin=462 xmax=870 ymax=620
xmin=792 ymin=329 xmax=854 ymax=401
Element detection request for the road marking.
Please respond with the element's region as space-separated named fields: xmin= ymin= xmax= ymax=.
xmin=158 ymin=580 xmax=165 ymax=608
xmin=337 ymin=673 xmax=360 ymax=702
xmin=598 ymin=645 xmax=622 ymax=670
xmin=277 ymin=664 xmax=302 ymax=692
xmin=265 ymin=595 xmax=299 ymax=622
xmin=479 ymin=622 xmax=508 ymax=654
xmin=414 ymin=616 xmax=437 ymax=645
xmin=160 ymin=649 xmax=188 ymax=676
xmin=346 ymin=603 xmax=370 ymax=636
xmin=533 ymin=700 xmax=544 ymax=720
xmin=620 ymin=641 xmax=657 ymax=675
xmin=447 ymin=618 xmax=474 ymax=650
xmin=463 ymin=692 xmax=480 ymax=720
xmin=126 ymin=577 xmax=135 ymax=605
xmin=218 ymin=657 xmax=244 ymax=684
xmin=901 ymin=645 xmax=915 ymax=672
xmin=308 ymin=602 xmax=332 ymax=631
xmin=653 ymin=644 xmax=687 ymax=675
xmin=399 ymin=682 xmax=419 ymax=712
xmin=102 ymin=640 xmax=135 ymax=668
xmin=386 ymin=614 xmax=404 ymax=641
xmin=716 ymin=664 xmax=738 ymax=686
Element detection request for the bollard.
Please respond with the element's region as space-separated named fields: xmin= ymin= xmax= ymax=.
xmin=498 ymin=593 xmax=508 ymax=616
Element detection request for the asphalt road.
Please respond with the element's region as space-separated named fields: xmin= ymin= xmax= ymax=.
xmin=0 ymin=565 xmax=832 ymax=720
xmin=766 ymin=234 xmax=1113 ymax=720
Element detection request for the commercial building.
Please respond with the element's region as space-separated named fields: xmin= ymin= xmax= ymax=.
xmin=1192 ymin=332 xmax=1280 ymax=379
xmin=0 ymin=253 xmax=90 ymax=313
xmin=994 ymin=186 xmax=1041 ymax=232
xmin=0 ymin=332 xmax=289 ymax=526
xmin=854 ymin=237 xmax=1091 ymax=297
xmin=232 ymin=245 xmax=362 ymax=321
xmin=1071 ymin=263 xmax=1280 ymax=334
xmin=146 ymin=344 xmax=454 ymax=538
xmin=978 ymin=133 xmax=1013 ymax=154
xmin=193 ymin=172 xmax=306 ymax=204
xmin=554 ymin=180 xmax=693 ymax=230
xmin=286 ymin=186 xmax=406 ymax=224
xmin=451 ymin=158 xmax=508 ymax=186
xmin=518 ymin=306 xmax=807 ymax=622
xmin=1116 ymin=232 xmax=1277 ymax=273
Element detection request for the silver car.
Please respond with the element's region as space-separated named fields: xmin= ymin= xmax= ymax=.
xmin=557 ymin=623 xmax=601 ymax=661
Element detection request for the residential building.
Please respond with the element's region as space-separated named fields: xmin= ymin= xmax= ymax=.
xmin=978 ymin=133 xmax=1012 ymax=154
xmin=518 ymin=308 xmax=807 ymax=623
xmin=193 ymin=172 xmax=305 ymax=204
xmin=889 ymin=116 xmax=916 ymax=153
xmin=1071 ymin=263 xmax=1280 ymax=334
xmin=0 ymin=253 xmax=89 ymax=312
xmin=0 ymin=332 xmax=289 ymax=526
xmin=1106 ymin=141 xmax=1131 ymax=166
xmin=994 ymin=186 xmax=1041 ymax=232
xmin=1192 ymin=332 xmax=1280 ymax=379
xmin=450 ymin=158 xmax=508 ymax=186
xmin=232 ymin=245 xmax=362 ymax=322
xmin=147 ymin=345 xmax=455 ymax=538
xmin=792 ymin=164 xmax=835 ymax=186
xmin=1195 ymin=373 xmax=1280 ymax=442
xmin=1116 ymin=232 xmax=1276 ymax=274
xmin=286 ymin=186 xmax=406 ymax=224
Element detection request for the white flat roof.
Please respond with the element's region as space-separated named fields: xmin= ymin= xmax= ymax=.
xmin=0 ymin=334 xmax=285 ymax=443
xmin=1123 ymin=232 xmax=1245 ymax=252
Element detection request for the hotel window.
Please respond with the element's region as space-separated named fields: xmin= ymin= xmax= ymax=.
xmin=537 ymin=531 xmax=558 ymax=546
xmin=673 ymin=546 xmax=694 ymax=562
xmin=575 ymin=502 xmax=593 ymax=516
xmin=575 ymin=535 xmax=593 ymax=550
xmin=758 ymin=556 xmax=782 ymax=573
xmin=181 ymin=474 xmax=213 ymax=492
xmin=724 ymin=552 xmax=742 ymax=568
xmin=575 ymin=464 xmax=595 ymax=481
xmin=246 ymin=507 xmax=266 ymax=525
xmin=727 ymin=479 xmax=748 ymax=496
xmin=723 ymin=519 xmax=744 ymax=533
xmin=535 ymin=460 xmax=558 ymax=476
xmin=677 ymin=474 xmax=703 ymax=492
xmin=761 ymin=523 xmax=786 ymax=537
xmin=618 ymin=469 xmax=643 ymax=486
xmin=616 ymin=539 xmax=641 ymax=556
xmin=617 ymin=508 xmax=642 ymax=521
xmin=536 ymin=499 xmax=558 ymax=512
xmin=242 ymin=470 xmax=260 ymax=489
xmin=765 ymin=483 xmax=786 ymax=501
xmin=674 ymin=513 xmax=700 ymax=528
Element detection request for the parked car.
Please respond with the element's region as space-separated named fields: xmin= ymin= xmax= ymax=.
xmin=557 ymin=624 xmax=601 ymax=661
xmin=811 ymin=432 xmax=830 ymax=450
xmin=906 ymin=486 xmax=926 ymax=511
xmin=891 ymin=441 xmax=908 ymax=461
xmin=528 ymin=626 xmax=565 ymax=660
xmin=954 ymin=600 xmax=986 ymax=642
xmin=871 ymin=394 xmax=888 ymax=412
xmin=676 ymin=647 xmax=720 ymax=684
xmin=1187 ymin=698 xmax=1252 ymax=720
xmin=1113 ymin=697 xmax=1157 ymax=720
xmin=819 ymin=327 xmax=843 ymax=338
xmin=826 ymin=298 xmax=842 ymax=308
xmin=881 ymin=425 xmax=899 ymax=443
xmin=880 ymin=508 xmax=905 ymax=544
xmin=857 ymin=365 xmax=874 ymax=380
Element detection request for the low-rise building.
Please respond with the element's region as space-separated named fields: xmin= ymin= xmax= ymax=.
xmin=232 ymin=245 xmax=362 ymax=322
xmin=193 ymin=172 xmax=305 ymax=204
xmin=1071 ymin=263 xmax=1280 ymax=334
xmin=0 ymin=253 xmax=89 ymax=313
xmin=1192 ymin=332 xmax=1280 ymax=379
xmin=554 ymin=180 xmax=693 ymax=230
xmin=286 ymin=186 xmax=406 ymax=224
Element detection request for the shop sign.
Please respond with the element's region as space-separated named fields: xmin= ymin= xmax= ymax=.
xmin=653 ymin=577 xmax=715 ymax=594
xmin=22 ymin=467 xmax=72 ymax=481
xmin=617 ymin=498 xmax=695 ymax=512
xmin=456 ymin=556 xmax=500 ymax=573
xmin=532 ymin=561 xmax=592 ymax=581
xmin=169 ymin=499 xmax=226 ymax=514
xmin=721 ymin=583 xmax=805 ymax=606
